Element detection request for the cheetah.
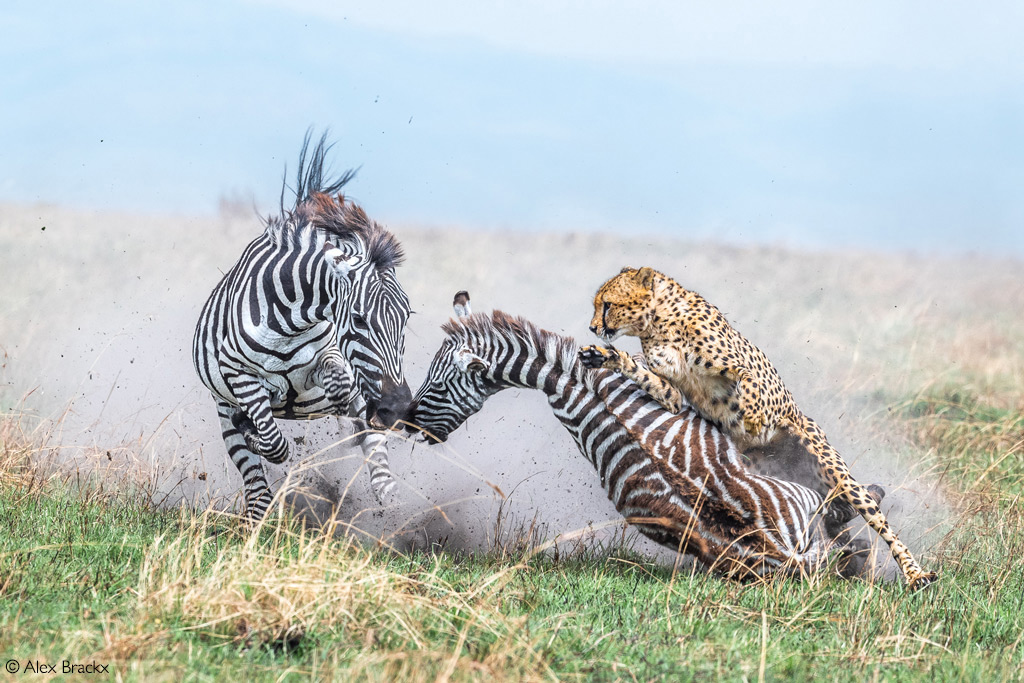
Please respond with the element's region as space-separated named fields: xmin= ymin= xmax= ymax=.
xmin=578 ymin=266 xmax=937 ymax=590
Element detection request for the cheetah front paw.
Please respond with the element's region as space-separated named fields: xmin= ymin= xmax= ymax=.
xmin=579 ymin=345 xmax=622 ymax=370
xmin=741 ymin=412 xmax=766 ymax=438
xmin=578 ymin=345 xmax=612 ymax=368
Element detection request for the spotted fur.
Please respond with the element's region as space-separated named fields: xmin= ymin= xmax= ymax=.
xmin=580 ymin=266 xmax=936 ymax=590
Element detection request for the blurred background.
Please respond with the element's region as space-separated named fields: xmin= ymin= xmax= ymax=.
xmin=3 ymin=0 xmax=1023 ymax=254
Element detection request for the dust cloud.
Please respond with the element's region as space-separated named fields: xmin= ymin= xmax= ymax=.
xmin=3 ymin=201 xmax=1017 ymax=575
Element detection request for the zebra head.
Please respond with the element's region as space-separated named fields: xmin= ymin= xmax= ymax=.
xmin=407 ymin=292 xmax=504 ymax=442
xmin=322 ymin=233 xmax=412 ymax=428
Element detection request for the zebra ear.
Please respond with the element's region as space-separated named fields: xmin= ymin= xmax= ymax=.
xmin=323 ymin=241 xmax=362 ymax=279
xmin=452 ymin=290 xmax=472 ymax=319
xmin=454 ymin=348 xmax=486 ymax=373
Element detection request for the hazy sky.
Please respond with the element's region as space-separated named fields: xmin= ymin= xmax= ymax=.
xmin=2 ymin=1 xmax=1022 ymax=254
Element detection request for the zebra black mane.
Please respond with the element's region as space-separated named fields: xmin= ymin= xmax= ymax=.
xmin=442 ymin=311 xmax=584 ymax=379
xmin=282 ymin=129 xmax=359 ymax=216
xmin=364 ymin=226 xmax=405 ymax=272
xmin=263 ymin=129 xmax=404 ymax=272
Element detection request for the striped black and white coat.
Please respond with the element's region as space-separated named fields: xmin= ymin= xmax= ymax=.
xmin=192 ymin=134 xmax=412 ymax=522
xmin=408 ymin=302 xmax=871 ymax=580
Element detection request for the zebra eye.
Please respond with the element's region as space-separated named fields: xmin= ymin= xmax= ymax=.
xmin=352 ymin=312 xmax=369 ymax=327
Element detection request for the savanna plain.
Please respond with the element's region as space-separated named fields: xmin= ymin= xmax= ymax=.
xmin=1 ymin=201 xmax=1023 ymax=681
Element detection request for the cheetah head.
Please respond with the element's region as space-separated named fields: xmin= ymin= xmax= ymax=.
xmin=589 ymin=266 xmax=658 ymax=342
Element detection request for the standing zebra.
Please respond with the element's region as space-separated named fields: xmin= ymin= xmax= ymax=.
xmin=193 ymin=134 xmax=412 ymax=522
xmin=407 ymin=296 xmax=874 ymax=580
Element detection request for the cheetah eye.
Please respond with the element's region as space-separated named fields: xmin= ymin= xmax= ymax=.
xmin=602 ymin=301 xmax=610 ymax=316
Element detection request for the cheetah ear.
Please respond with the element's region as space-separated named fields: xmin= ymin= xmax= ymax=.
xmin=634 ymin=267 xmax=657 ymax=290
xmin=619 ymin=266 xmax=635 ymax=274
xmin=454 ymin=347 xmax=487 ymax=373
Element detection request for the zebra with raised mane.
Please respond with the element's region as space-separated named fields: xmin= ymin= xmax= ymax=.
xmin=192 ymin=133 xmax=412 ymax=522
xmin=407 ymin=294 xmax=874 ymax=580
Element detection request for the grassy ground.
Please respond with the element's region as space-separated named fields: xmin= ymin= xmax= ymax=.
xmin=2 ymin=373 xmax=1023 ymax=682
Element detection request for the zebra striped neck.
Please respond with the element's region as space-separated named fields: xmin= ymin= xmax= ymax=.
xmin=447 ymin=312 xmax=585 ymax=396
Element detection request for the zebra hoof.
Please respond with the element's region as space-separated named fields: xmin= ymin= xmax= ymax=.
xmin=867 ymin=484 xmax=886 ymax=504
xmin=372 ymin=480 xmax=397 ymax=507
xmin=835 ymin=538 xmax=871 ymax=578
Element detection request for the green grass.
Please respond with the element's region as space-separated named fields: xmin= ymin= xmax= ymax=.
xmin=2 ymin=383 xmax=1024 ymax=681
xmin=898 ymin=385 xmax=1024 ymax=500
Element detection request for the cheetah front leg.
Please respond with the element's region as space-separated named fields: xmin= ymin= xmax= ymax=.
xmin=735 ymin=370 xmax=775 ymax=440
xmin=579 ymin=345 xmax=686 ymax=413
xmin=796 ymin=415 xmax=937 ymax=591
xmin=681 ymin=345 xmax=770 ymax=439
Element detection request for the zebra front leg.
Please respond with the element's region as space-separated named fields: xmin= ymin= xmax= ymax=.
xmin=217 ymin=400 xmax=274 ymax=522
xmin=225 ymin=373 xmax=293 ymax=464
xmin=314 ymin=349 xmax=362 ymax=408
xmin=314 ymin=353 xmax=398 ymax=505
xmin=345 ymin=393 xmax=396 ymax=506
xmin=348 ymin=393 xmax=395 ymax=505
xmin=353 ymin=421 xmax=396 ymax=505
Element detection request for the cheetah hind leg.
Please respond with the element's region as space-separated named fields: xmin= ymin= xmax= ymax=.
xmin=798 ymin=418 xmax=937 ymax=591
xmin=822 ymin=483 xmax=886 ymax=539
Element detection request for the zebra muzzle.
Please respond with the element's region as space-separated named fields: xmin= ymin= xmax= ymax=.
xmin=372 ymin=378 xmax=413 ymax=430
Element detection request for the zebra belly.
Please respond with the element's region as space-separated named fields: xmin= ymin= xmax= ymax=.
xmin=271 ymin=386 xmax=344 ymax=419
xmin=239 ymin=321 xmax=334 ymax=375
xmin=207 ymin=320 xmax=352 ymax=419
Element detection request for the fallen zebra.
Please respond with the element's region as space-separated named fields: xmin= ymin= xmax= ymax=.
xmin=406 ymin=294 xmax=878 ymax=581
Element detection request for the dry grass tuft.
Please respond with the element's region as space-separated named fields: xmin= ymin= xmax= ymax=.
xmin=0 ymin=411 xmax=165 ymax=509
xmin=1 ymin=416 xmax=551 ymax=679
xmin=133 ymin=511 xmax=552 ymax=680
xmin=0 ymin=414 xmax=53 ymax=493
